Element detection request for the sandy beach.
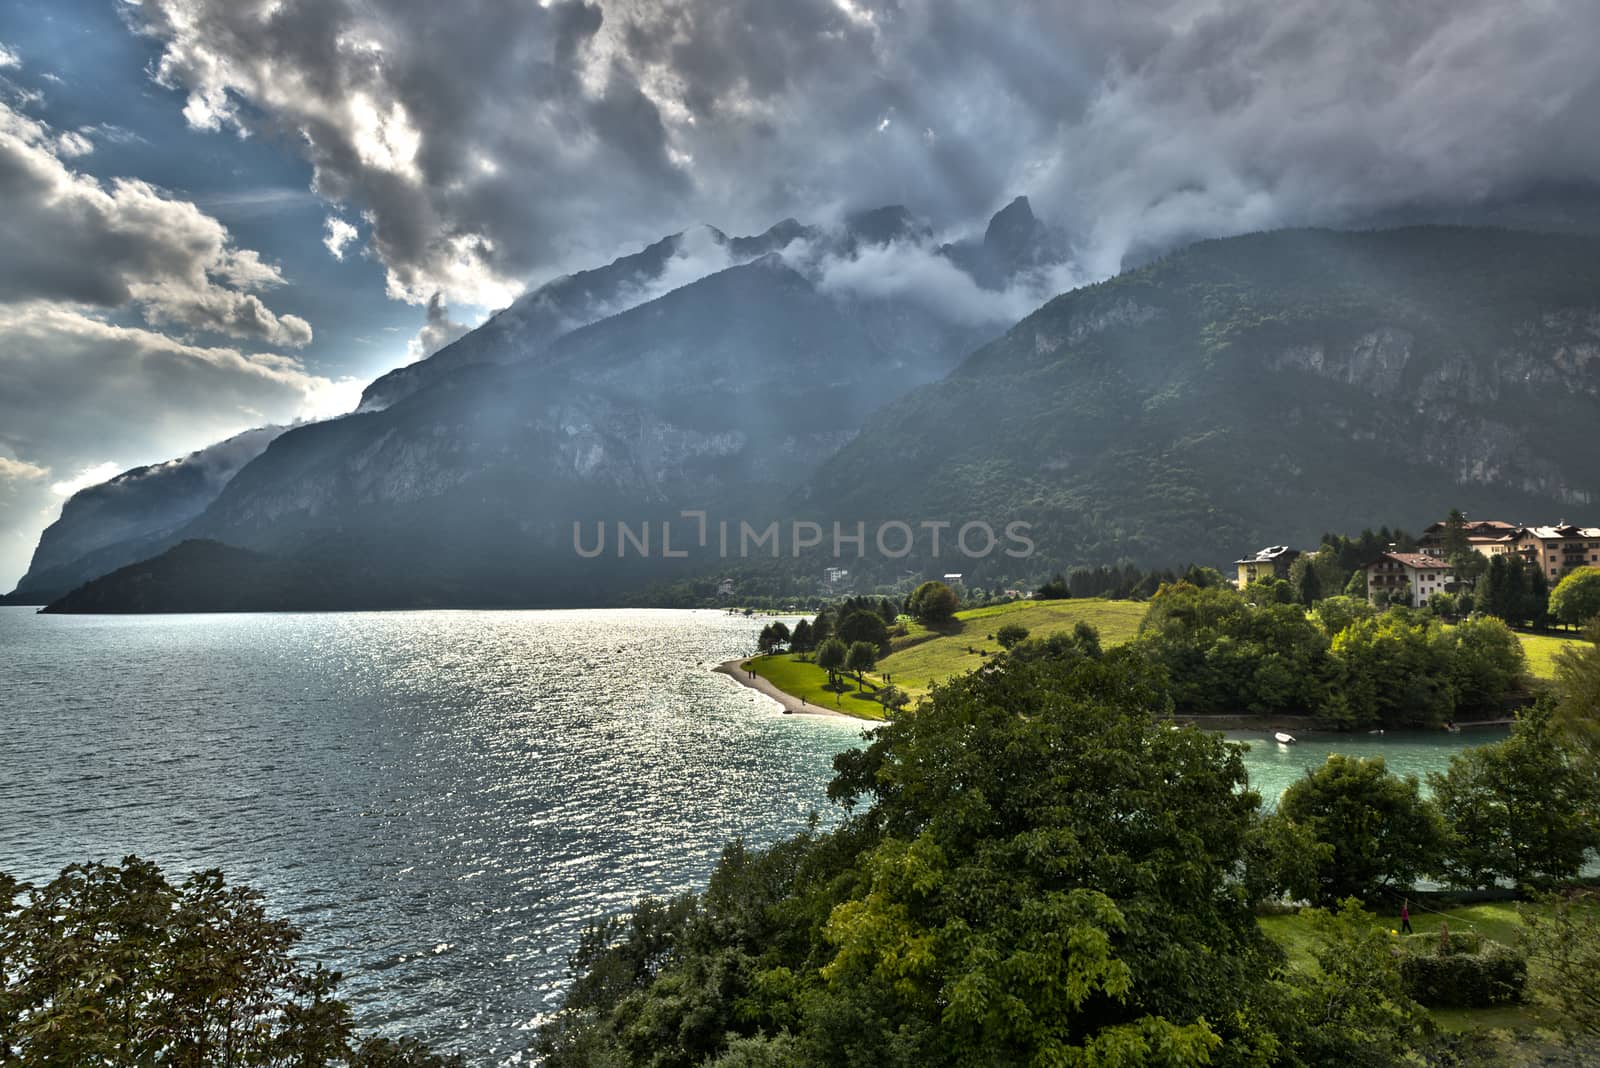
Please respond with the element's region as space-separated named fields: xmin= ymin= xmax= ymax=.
xmin=714 ymin=658 xmax=854 ymax=718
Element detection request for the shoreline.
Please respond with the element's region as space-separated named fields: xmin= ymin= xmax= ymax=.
xmin=713 ymin=658 xmax=856 ymax=719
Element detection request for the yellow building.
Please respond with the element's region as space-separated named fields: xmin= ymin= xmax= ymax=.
xmin=1512 ymin=524 xmax=1600 ymax=582
xmin=1235 ymin=545 xmax=1300 ymax=587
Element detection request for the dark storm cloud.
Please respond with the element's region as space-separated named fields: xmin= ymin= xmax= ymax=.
xmin=125 ymin=0 xmax=1600 ymax=305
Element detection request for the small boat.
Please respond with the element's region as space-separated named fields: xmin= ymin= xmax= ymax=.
xmin=1274 ymin=731 xmax=1296 ymax=745
xmin=1368 ymin=729 xmax=1385 ymax=735
xmin=1445 ymin=722 xmax=1461 ymax=734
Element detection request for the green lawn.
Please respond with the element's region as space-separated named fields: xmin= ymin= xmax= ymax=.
xmin=743 ymin=653 xmax=889 ymax=720
xmin=1517 ymin=631 xmax=1586 ymax=681
xmin=1260 ymin=899 xmax=1561 ymax=1034
xmin=875 ymin=598 xmax=1147 ymax=696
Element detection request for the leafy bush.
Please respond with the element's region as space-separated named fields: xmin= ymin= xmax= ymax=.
xmin=1398 ymin=941 xmax=1527 ymax=1007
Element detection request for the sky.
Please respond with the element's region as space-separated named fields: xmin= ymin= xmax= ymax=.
xmin=1 ymin=0 xmax=1598 ymax=589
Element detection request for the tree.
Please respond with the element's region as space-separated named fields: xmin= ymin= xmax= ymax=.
xmin=1431 ymin=700 xmax=1600 ymax=890
xmin=1274 ymin=754 xmax=1446 ymax=904
xmin=1480 ymin=554 xmax=1516 ymax=622
xmin=1551 ymin=567 xmax=1600 ymax=630
xmin=769 ymin=620 xmax=791 ymax=649
xmin=541 ymin=649 xmax=1431 ymax=1067
xmin=994 ymin=623 xmax=1029 ymax=649
xmin=876 ymin=683 xmax=910 ymax=717
xmin=1526 ymin=564 xmax=1552 ymax=631
xmin=1553 ymin=621 xmax=1600 ymax=777
xmin=1033 ymin=572 xmax=1070 ymax=600
xmin=908 ymin=580 xmax=959 ymax=625
xmin=1264 ymin=900 xmax=1430 ymax=1064
xmin=1446 ymin=615 xmax=1527 ymax=714
xmin=757 ymin=623 xmax=780 ymax=655
xmin=789 ymin=618 xmax=814 ymax=655
xmin=1287 ymin=555 xmax=1326 ymax=606
xmin=1314 ymin=594 xmax=1374 ymax=638
xmin=1344 ymin=569 xmax=1368 ymax=600
xmin=1521 ymin=891 xmax=1600 ymax=1041
xmin=836 ymin=610 xmax=890 ymax=652
xmin=814 ymin=638 xmax=848 ymax=689
xmin=0 ymin=858 xmax=457 ymax=1066
xmin=844 ymin=641 xmax=877 ymax=689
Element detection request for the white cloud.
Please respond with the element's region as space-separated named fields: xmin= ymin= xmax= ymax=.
xmin=127 ymin=0 xmax=1600 ymax=314
xmin=0 ymin=98 xmax=312 ymax=347
xmin=323 ymin=215 xmax=359 ymax=260
xmin=404 ymin=292 xmax=471 ymax=363
xmin=0 ymin=44 xmax=18 ymax=69
xmin=50 ymin=461 xmax=122 ymax=498
xmin=0 ymin=455 xmax=49 ymax=481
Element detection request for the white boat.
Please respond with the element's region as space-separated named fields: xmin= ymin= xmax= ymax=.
xmin=1274 ymin=731 xmax=1296 ymax=745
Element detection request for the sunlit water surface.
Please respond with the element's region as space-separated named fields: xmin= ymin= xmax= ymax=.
xmin=0 ymin=607 xmax=1499 ymax=1062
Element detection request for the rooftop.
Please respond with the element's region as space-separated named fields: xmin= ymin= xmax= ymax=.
xmin=1235 ymin=545 xmax=1299 ymax=564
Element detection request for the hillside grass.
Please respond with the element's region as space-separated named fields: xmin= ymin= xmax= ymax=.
xmin=876 ymin=598 xmax=1146 ymax=696
xmin=742 ymin=654 xmax=888 ymax=720
xmin=1516 ymin=630 xmax=1586 ymax=681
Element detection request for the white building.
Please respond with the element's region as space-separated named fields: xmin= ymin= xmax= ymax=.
xmin=1365 ymin=552 xmax=1454 ymax=607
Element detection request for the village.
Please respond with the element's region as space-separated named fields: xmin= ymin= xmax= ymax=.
xmin=1237 ymin=518 xmax=1600 ymax=609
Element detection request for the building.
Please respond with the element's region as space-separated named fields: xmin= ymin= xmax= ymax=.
xmin=1512 ymin=524 xmax=1600 ymax=582
xmin=824 ymin=567 xmax=850 ymax=585
xmin=1234 ymin=546 xmax=1300 ymax=587
xmin=716 ymin=577 xmax=736 ymax=599
xmin=1417 ymin=519 xmax=1518 ymax=559
xmin=1365 ymin=552 xmax=1454 ymax=607
xmin=942 ymin=572 xmax=964 ymax=585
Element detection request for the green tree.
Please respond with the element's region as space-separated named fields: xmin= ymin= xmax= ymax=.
xmin=1314 ymin=594 xmax=1374 ymax=638
xmin=877 ymin=684 xmax=910 ymax=717
xmin=1264 ymin=900 xmax=1430 ymax=1064
xmin=1521 ymin=892 xmax=1600 ymax=1041
xmin=540 ymin=648 xmax=1435 ymax=1068
xmin=844 ymin=641 xmax=877 ymax=689
xmin=1344 ymin=569 xmax=1368 ymax=600
xmin=1430 ymin=702 xmax=1600 ymax=889
xmin=1274 ymin=755 xmax=1446 ymax=904
xmin=757 ymin=623 xmax=780 ymax=655
xmin=0 ymin=858 xmax=456 ymax=1066
xmin=1290 ymin=556 xmax=1323 ymax=605
xmin=1033 ymin=572 xmax=1070 ymax=600
xmin=1550 ymin=567 xmax=1600 ymax=629
xmin=837 ymin=610 xmax=890 ymax=652
xmin=1327 ymin=613 xmax=1457 ymax=728
xmin=814 ymin=638 xmax=848 ymax=689
xmin=1446 ymin=615 xmax=1528 ymax=715
xmin=789 ymin=618 xmax=814 ymax=655
xmin=908 ymin=581 xmax=959 ymax=625
xmin=1527 ymin=564 xmax=1552 ymax=631
xmin=1553 ymin=621 xmax=1600 ymax=777
xmin=994 ymin=623 xmax=1029 ymax=649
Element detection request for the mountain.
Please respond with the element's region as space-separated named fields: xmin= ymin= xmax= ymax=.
xmin=77 ymin=252 xmax=990 ymax=610
xmin=358 ymin=218 xmax=818 ymax=412
xmin=7 ymin=426 xmax=285 ymax=603
xmin=940 ymin=196 xmax=1068 ymax=289
xmin=798 ymin=226 xmax=1600 ymax=581
xmin=40 ymin=539 xmax=355 ymax=614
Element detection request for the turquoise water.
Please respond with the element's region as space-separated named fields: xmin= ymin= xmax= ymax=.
xmin=0 ymin=607 xmax=1499 ymax=1062
xmin=1228 ymin=728 xmax=1509 ymax=807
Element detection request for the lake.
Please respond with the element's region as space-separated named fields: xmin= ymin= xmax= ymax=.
xmin=0 ymin=607 xmax=1500 ymax=1063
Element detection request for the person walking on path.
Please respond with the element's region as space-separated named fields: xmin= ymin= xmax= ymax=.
xmin=1401 ymin=899 xmax=1413 ymax=935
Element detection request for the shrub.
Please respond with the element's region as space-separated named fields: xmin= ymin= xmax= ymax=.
xmin=1398 ymin=941 xmax=1526 ymax=1007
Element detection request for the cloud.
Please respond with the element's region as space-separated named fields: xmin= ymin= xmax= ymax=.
xmin=0 ymin=44 xmax=17 ymax=69
xmin=809 ymin=237 xmax=1087 ymax=327
xmin=0 ymin=455 xmax=48 ymax=481
xmin=0 ymin=301 xmax=359 ymax=587
xmin=324 ymin=215 xmax=359 ymax=260
xmin=50 ymin=461 xmax=122 ymax=498
xmin=405 ymin=292 xmax=471 ymax=362
xmin=0 ymin=97 xmax=312 ymax=347
xmin=127 ymin=0 xmax=1600 ymax=310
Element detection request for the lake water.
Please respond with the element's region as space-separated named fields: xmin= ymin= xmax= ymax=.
xmin=0 ymin=606 xmax=1501 ymax=1063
